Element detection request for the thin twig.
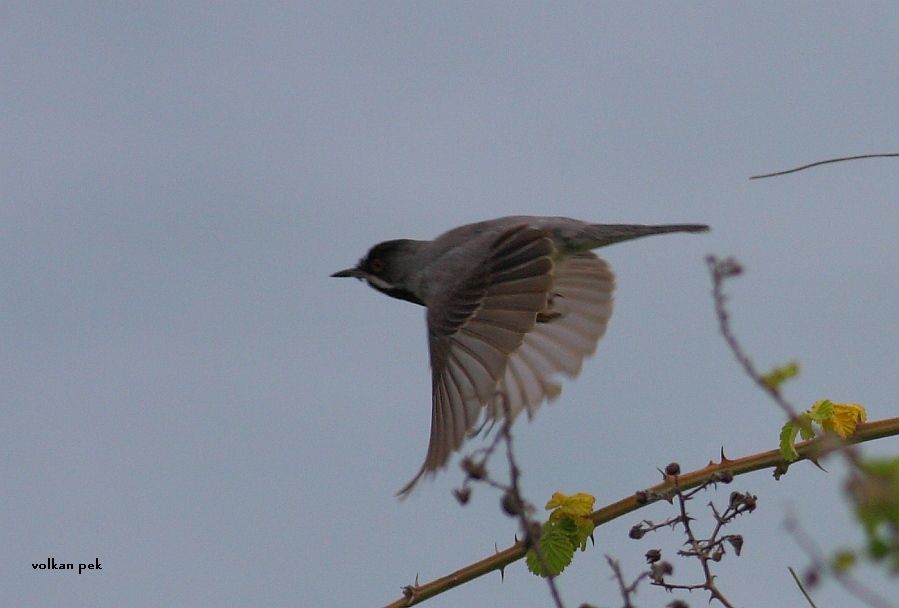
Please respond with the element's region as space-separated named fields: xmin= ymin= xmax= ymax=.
xmin=499 ymin=411 xmax=567 ymax=608
xmin=706 ymin=256 xmax=800 ymax=420
xmin=607 ymin=556 xmax=647 ymax=608
xmin=670 ymin=476 xmax=736 ymax=608
xmin=785 ymin=515 xmax=896 ymax=608
xmin=788 ymin=566 xmax=818 ymax=608
xmin=458 ymin=395 xmax=567 ymax=608
xmin=750 ymin=153 xmax=899 ymax=179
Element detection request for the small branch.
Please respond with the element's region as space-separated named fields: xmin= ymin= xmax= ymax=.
xmin=706 ymin=256 xmax=799 ymax=420
xmin=499 ymin=413 xmax=567 ymax=608
xmin=669 ymin=475 xmax=735 ymax=607
xmin=607 ymin=556 xmax=648 ymax=608
xmin=631 ymin=515 xmax=684 ymax=536
xmin=440 ymin=397 xmax=566 ymax=608
xmin=750 ymin=153 xmax=899 ymax=179
xmin=788 ymin=566 xmax=818 ymax=608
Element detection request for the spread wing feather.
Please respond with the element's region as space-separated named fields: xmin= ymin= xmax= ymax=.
xmin=488 ymin=255 xmax=614 ymax=421
xmin=398 ymin=228 xmax=615 ymax=496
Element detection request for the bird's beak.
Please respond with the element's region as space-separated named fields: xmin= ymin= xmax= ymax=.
xmin=331 ymin=267 xmax=366 ymax=279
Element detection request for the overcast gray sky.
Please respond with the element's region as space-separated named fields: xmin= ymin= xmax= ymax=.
xmin=3 ymin=3 xmax=898 ymax=607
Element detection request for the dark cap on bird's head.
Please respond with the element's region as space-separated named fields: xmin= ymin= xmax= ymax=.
xmin=331 ymin=239 xmax=424 ymax=305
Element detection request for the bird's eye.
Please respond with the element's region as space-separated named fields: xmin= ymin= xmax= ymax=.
xmin=369 ymin=258 xmax=385 ymax=273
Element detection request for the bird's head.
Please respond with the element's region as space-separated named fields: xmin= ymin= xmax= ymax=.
xmin=331 ymin=239 xmax=425 ymax=305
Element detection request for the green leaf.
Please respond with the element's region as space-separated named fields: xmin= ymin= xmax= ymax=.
xmin=832 ymin=550 xmax=857 ymax=572
xmin=761 ymin=361 xmax=799 ymax=390
xmin=779 ymin=411 xmax=819 ymax=462
xmin=572 ymin=517 xmax=596 ymax=551
xmin=779 ymin=421 xmax=801 ymax=462
xmin=850 ymin=457 xmax=899 ymax=568
xmin=798 ymin=416 xmax=816 ymax=441
xmin=868 ymin=538 xmax=890 ymax=560
xmin=527 ymin=520 xmax=577 ymax=576
xmin=807 ymin=399 xmax=833 ymax=422
xmin=528 ymin=491 xmax=599 ymax=575
xmin=555 ymin=516 xmax=586 ymax=551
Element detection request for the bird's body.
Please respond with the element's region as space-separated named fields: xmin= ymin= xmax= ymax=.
xmin=333 ymin=216 xmax=708 ymax=495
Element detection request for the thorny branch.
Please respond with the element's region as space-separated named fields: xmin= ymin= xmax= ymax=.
xmin=707 ymin=255 xmax=869 ymax=470
xmin=382 ymin=417 xmax=899 ymax=608
xmin=668 ymin=475 xmax=737 ymax=607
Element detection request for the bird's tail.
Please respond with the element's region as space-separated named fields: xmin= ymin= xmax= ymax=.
xmin=579 ymin=223 xmax=709 ymax=250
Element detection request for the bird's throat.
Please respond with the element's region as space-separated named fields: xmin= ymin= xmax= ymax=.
xmin=368 ymin=279 xmax=424 ymax=306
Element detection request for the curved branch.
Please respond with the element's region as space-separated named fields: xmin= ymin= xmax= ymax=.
xmin=750 ymin=153 xmax=899 ymax=179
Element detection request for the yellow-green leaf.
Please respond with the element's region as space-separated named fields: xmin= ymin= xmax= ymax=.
xmin=779 ymin=421 xmax=802 ymax=462
xmin=546 ymin=492 xmax=596 ymax=520
xmin=832 ymin=550 xmax=857 ymax=572
xmin=777 ymin=402 xmax=867 ymax=461
xmin=821 ymin=402 xmax=867 ymax=438
xmin=807 ymin=399 xmax=834 ymax=422
xmin=573 ymin=517 xmax=596 ymax=551
xmin=761 ymin=361 xmax=799 ymax=391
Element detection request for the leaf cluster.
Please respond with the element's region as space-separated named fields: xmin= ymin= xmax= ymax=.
xmin=527 ymin=492 xmax=596 ymax=576
xmin=780 ymin=400 xmax=867 ymax=462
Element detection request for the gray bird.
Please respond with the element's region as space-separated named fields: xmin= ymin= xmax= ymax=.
xmin=332 ymin=216 xmax=708 ymax=495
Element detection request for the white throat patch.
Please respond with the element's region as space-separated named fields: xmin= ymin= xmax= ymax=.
xmin=366 ymin=275 xmax=396 ymax=291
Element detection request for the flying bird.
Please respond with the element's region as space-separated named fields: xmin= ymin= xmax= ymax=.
xmin=332 ymin=216 xmax=709 ymax=495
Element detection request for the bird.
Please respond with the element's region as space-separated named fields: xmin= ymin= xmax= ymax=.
xmin=332 ymin=216 xmax=709 ymax=495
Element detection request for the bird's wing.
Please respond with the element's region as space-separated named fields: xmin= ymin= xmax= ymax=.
xmin=487 ymin=253 xmax=614 ymax=422
xmin=398 ymin=225 xmax=554 ymax=495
